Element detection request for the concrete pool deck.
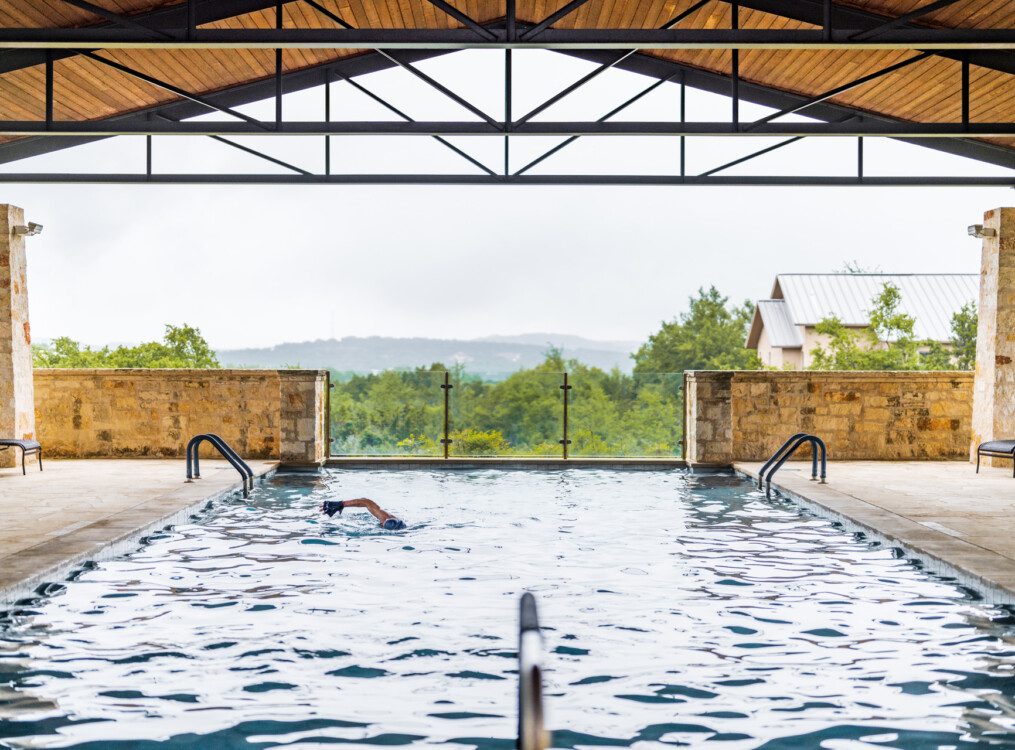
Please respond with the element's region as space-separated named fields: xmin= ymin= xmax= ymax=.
xmin=736 ymin=460 xmax=1015 ymax=602
xmin=0 ymin=458 xmax=276 ymax=605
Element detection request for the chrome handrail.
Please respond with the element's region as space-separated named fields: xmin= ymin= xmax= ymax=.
xmin=756 ymin=432 xmax=808 ymax=489
xmin=186 ymin=433 xmax=254 ymax=497
xmin=518 ymin=592 xmax=550 ymax=750
xmin=763 ymin=434 xmax=827 ymax=497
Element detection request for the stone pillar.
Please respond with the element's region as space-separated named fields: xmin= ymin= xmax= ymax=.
xmin=279 ymin=370 xmax=329 ymax=465
xmin=683 ymin=371 xmax=734 ymax=466
xmin=0 ymin=204 xmax=37 ymax=468
xmin=971 ymin=207 xmax=1015 ymax=464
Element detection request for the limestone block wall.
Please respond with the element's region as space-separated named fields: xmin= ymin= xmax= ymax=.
xmin=33 ymin=369 xmax=329 ymax=464
xmin=685 ymin=370 xmax=973 ymax=465
xmin=0 ymin=205 xmax=36 ymax=468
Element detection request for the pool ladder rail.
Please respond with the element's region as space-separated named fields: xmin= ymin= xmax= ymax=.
xmin=758 ymin=433 xmax=827 ymax=498
xmin=185 ymin=433 xmax=255 ymax=498
xmin=518 ymin=593 xmax=551 ymax=750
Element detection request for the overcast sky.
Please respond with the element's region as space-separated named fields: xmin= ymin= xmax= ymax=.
xmin=2 ymin=49 xmax=1011 ymax=350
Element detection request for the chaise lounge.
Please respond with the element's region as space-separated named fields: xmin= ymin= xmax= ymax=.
xmin=0 ymin=439 xmax=43 ymax=476
xmin=976 ymin=440 xmax=1015 ymax=478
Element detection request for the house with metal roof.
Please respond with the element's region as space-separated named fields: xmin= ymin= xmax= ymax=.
xmin=745 ymin=274 xmax=979 ymax=369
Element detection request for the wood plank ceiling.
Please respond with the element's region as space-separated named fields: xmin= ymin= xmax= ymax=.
xmin=0 ymin=0 xmax=1012 ymax=153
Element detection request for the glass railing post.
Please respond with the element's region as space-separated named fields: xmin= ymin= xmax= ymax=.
xmin=440 ymin=371 xmax=453 ymax=459
xmin=559 ymin=372 xmax=572 ymax=460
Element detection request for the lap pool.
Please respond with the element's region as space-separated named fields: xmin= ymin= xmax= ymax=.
xmin=2 ymin=469 xmax=1014 ymax=748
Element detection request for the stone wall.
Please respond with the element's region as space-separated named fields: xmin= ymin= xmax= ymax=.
xmin=971 ymin=207 xmax=1015 ymax=465
xmin=685 ymin=370 xmax=973 ymax=465
xmin=34 ymin=369 xmax=329 ymax=464
xmin=0 ymin=205 xmax=37 ymax=468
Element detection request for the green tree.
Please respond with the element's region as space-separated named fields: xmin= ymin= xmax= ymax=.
xmin=809 ymin=283 xmax=962 ymax=371
xmin=33 ymin=324 xmax=220 ymax=369
xmin=951 ymin=301 xmax=978 ymax=370
xmin=633 ymin=286 xmax=760 ymax=374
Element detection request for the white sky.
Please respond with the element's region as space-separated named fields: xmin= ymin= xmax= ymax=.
xmin=2 ymin=49 xmax=1011 ymax=349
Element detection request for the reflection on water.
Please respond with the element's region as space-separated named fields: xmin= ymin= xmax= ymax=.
xmin=1 ymin=469 xmax=1014 ymax=748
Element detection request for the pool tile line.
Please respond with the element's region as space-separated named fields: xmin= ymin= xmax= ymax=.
xmin=0 ymin=463 xmax=278 ymax=607
xmin=735 ymin=463 xmax=1015 ymax=605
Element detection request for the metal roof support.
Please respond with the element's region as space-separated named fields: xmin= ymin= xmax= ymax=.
xmin=333 ymin=70 xmax=495 ymax=174
xmin=7 ymin=120 xmax=1014 ymax=137
xmin=519 ymin=0 xmax=593 ymax=42
xmin=514 ymin=70 xmax=681 ymax=175
xmin=82 ymin=51 xmax=270 ymax=129
xmin=747 ymin=51 xmax=933 ymax=128
xmin=300 ymin=0 xmax=501 ymax=128
xmin=0 ymin=0 xmax=301 ymax=74
xmin=504 ymin=48 xmax=512 ymax=175
xmin=513 ymin=0 xmax=712 ymax=125
xmin=3 ymin=27 xmax=1013 ymax=48
xmin=421 ymin=0 xmax=497 ymax=40
xmin=962 ymin=55 xmax=970 ymax=129
xmin=0 ymin=173 xmax=1010 ymax=186
xmin=558 ymin=47 xmax=1015 ymax=169
xmin=850 ymin=0 xmax=967 ymax=41
xmin=54 ymin=0 xmax=172 ymax=39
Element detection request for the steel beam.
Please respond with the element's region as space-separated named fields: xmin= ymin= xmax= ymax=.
xmin=1 ymin=27 xmax=1012 ymax=49
xmin=0 ymin=47 xmax=453 ymax=165
xmin=4 ymin=120 xmax=1014 ymax=137
xmin=0 ymin=173 xmax=1010 ymax=186
xmin=730 ymin=0 xmax=1015 ymax=75
xmin=0 ymin=0 xmax=300 ymax=74
xmin=558 ymin=48 xmax=1015 ymax=170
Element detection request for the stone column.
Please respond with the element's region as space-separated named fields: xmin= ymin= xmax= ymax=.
xmin=0 ymin=204 xmax=37 ymax=468
xmin=971 ymin=207 xmax=1015 ymax=464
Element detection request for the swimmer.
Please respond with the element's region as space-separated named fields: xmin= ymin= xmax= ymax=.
xmin=321 ymin=498 xmax=406 ymax=530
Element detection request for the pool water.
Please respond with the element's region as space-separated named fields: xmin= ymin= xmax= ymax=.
xmin=2 ymin=469 xmax=1015 ymax=749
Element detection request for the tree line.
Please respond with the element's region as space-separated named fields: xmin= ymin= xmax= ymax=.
xmin=31 ymin=283 xmax=978 ymax=456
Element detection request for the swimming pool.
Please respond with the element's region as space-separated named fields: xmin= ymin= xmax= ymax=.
xmin=2 ymin=469 xmax=1014 ymax=748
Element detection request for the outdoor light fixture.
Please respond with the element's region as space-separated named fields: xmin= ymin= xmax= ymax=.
xmin=13 ymin=222 xmax=42 ymax=236
xmin=968 ymin=224 xmax=997 ymax=239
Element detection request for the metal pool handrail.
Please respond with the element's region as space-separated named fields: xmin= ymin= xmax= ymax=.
xmin=518 ymin=593 xmax=550 ymax=750
xmin=756 ymin=432 xmax=809 ymax=489
xmin=763 ymin=434 xmax=827 ymax=497
xmin=186 ymin=433 xmax=254 ymax=497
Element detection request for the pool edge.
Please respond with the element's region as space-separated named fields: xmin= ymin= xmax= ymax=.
xmin=735 ymin=464 xmax=1015 ymax=606
xmin=0 ymin=464 xmax=279 ymax=608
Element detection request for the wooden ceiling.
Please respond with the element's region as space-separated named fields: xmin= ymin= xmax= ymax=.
xmin=0 ymin=0 xmax=1012 ymax=156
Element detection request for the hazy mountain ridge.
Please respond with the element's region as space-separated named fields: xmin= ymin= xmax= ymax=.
xmin=218 ymin=334 xmax=637 ymax=375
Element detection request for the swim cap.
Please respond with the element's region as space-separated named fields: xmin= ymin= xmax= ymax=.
xmin=383 ymin=518 xmax=406 ymax=530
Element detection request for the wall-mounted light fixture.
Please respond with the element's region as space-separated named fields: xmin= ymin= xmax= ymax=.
xmin=968 ymin=224 xmax=997 ymax=239
xmin=13 ymin=222 xmax=42 ymax=237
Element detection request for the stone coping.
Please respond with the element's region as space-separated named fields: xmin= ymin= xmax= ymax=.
xmin=735 ymin=461 xmax=1015 ymax=604
xmin=688 ymin=370 xmax=973 ymax=380
xmin=325 ymin=457 xmax=687 ymax=470
xmin=33 ymin=368 xmax=327 ymax=376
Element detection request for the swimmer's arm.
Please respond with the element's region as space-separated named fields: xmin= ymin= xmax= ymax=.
xmin=340 ymin=498 xmax=396 ymax=525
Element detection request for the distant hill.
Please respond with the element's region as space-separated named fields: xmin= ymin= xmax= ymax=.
xmin=217 ymin=334 xmax=638 ymax=377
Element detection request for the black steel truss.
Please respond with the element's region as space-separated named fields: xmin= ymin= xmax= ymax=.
xmin=0 ymin=2 xmax=1012 ymax=184
xmin=2 ymin=26 xmax=1012 ymax=49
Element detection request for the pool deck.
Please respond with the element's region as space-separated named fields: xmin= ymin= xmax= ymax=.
xmin=0 ymin=458 xmax=276 ymax=605
xmin=735 ymin=460 xmax=1015 ymax=603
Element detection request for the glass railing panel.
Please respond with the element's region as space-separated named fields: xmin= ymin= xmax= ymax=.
xmin=328 ymin=369 xmax=444 ymax=456
xmin=569 ymin=371 xmax=683 ymax=458
xmin=449 ymin=371 xmax=565 ymax=457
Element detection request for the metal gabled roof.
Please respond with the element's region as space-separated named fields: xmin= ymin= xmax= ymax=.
xmin=754 ymin=299 xmax=803 ymax=348
xmin=772 ymin=273 xmax=979 ymax=342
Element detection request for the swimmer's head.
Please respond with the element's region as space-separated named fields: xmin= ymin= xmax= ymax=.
xmin=383 ymin=518 xmax=406 ymax=531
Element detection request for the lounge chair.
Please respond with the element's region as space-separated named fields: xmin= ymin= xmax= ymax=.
xmin=976 ymin=440 xmax=1015 ymax=477
xmin=0 ymin=439 xmax=43 ymax=475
